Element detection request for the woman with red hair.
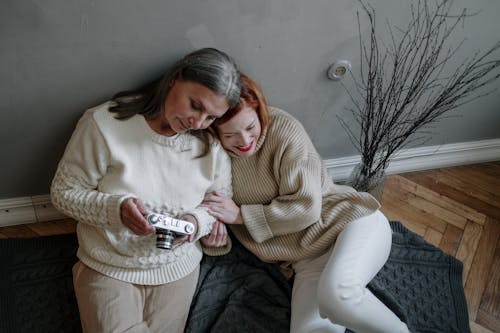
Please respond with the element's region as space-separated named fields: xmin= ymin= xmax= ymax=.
xmin=201 ymin=73 xmax=410 ymax=333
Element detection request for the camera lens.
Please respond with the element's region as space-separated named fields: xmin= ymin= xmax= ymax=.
xmin=156 ymin=230 xmax=175 ymax=250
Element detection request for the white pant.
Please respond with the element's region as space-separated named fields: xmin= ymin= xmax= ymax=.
xmin=291 ymin=211 xmax=410 ymax=333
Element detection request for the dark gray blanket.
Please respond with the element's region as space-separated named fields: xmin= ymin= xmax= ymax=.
xmin=0 ymin=232 xmax=81 ymax=333
xmin=0 ymin=222 xmax=470 ymax=333
xmin=185 ymin=222 xmax=470 ymax=333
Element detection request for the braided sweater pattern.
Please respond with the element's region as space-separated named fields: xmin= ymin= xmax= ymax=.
xmin=50 ymin=102 xmax=232 ymax=285
xmin=229 ymin=108 xmax=380 ymax=265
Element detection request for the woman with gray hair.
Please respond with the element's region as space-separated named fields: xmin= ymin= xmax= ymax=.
xmin=51 ymin=48 xmax=240 ymax=333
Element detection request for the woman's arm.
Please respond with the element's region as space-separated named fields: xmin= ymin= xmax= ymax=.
xmin=246 ymin=156 xmax=324 ymax=240
xmin=203 ymin=154 xmax=323 ymax=245
xmin=180 ymin=142 xmax=233 ymax=241
xmin=50 ymin=111 xmax=135 ymax=229
xmin=241 ymin=114 xmax=325 ymax=242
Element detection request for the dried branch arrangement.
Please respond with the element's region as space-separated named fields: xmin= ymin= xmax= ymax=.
xmin=340 ymin=0 xmax=500 ymax=192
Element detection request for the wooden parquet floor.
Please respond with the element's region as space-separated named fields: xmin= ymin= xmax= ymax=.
xmin=380 ymin=161 xmax=500 ymax=333
xmin=0 ymin=161 xmax=499 ymax=332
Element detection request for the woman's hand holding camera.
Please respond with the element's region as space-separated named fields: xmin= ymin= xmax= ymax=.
xmin=120 ymin=198 xmax=156 ymax=236
xmin=120 ymin=198 xmax=200 ymax=247
xmin=178 ymin=214 xmax=199 ymax=243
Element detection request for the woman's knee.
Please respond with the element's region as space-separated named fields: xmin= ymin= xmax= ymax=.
xmin=317 ymin=276 xmax=366 ymax=325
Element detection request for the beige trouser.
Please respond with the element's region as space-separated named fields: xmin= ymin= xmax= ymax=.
xmin=72 ymin=261 xmax=199 ymax=333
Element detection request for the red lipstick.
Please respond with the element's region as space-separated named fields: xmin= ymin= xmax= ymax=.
xmin=236 ymin=141 xmax=254 ymax=153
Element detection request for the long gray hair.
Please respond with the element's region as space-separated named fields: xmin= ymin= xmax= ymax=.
xmin=109 ymin=48 xmax=241 ymax=156
xmin=109 ymin=48 xmax=241 ymax=120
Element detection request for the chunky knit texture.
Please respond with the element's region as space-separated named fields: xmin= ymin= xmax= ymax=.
xmin=0 ymin=222 xmax=469 ymax=333
xmin=50 ymin=102 xmax=232 ymax=285
xmin=186 ymin=222 xmax=470 ymax=333
xmin=227 ymin=107 xmax=380 ymax=266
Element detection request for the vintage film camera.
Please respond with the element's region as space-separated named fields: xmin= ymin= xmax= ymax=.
xmin=146 ymin=213 xmax=195 ymax=250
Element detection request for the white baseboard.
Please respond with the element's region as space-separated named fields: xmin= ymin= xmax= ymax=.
xmin=0 ymin=194 xmax=67 ymax=227
xmin=1 ymin=138 xmax=499 ymax=227
xmin=325 ymin=138 xmax=500 ymax=181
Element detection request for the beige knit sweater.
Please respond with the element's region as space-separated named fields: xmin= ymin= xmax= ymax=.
xmin=51 ymin=102 xmax=232 ymax=285
xmin=227 ymin=107 xmax=380 ymax=266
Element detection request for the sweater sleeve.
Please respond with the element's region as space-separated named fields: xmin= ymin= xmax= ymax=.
xmin=241 ymin=115 xmax=324 ymax=243
xmin=50 ymin=111 xmax=133 ymax=228
xmin=207 ymin=141 xmax=233 ymax=197
xmin=182 ymin=141 xmax=233 ymax=240
xmin=201 ymin=236 xmax=233 ymax=256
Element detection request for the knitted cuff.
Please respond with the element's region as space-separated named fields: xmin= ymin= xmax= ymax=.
xmin=108 ymin=194 xmax=136 ymax=227
xmin=241 ymin=204 xmax=273 ymax=243
xmin=202 ymin=237 xmax=233 ymax=256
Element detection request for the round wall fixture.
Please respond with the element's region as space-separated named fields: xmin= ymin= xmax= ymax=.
xmin=327 ymin=60 xmax=351 ymax=81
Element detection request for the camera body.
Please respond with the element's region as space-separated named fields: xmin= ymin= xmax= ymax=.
xmin=146 ymin=213 xmax=195 ymax=250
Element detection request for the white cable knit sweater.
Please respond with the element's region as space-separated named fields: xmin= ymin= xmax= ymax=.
xmin=50 ymin=102 xmax=232 ymax=285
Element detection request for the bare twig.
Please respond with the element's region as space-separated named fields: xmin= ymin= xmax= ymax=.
xmin=342 ymin=0 xmax=500 ymax=192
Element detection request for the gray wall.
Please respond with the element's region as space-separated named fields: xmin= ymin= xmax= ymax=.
xmin=1 ymin=0 xmax=500 ymax=199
